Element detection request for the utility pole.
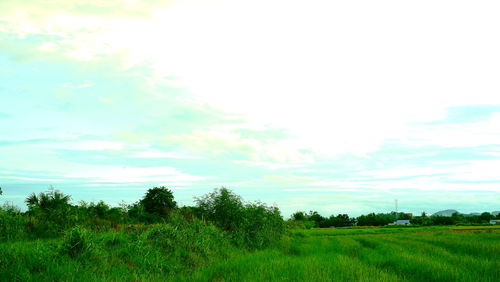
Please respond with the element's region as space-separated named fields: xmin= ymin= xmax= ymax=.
xmin=395 ymin=199 xmax=398 ymax=220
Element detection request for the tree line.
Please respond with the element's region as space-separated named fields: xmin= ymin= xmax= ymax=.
xmin=0 ymin=187 xmax=285 ymax=249
xmin=286 ymin=210 xmax=499 ymax=228
xmin=1 ymin=186 xmax=498 ymax=244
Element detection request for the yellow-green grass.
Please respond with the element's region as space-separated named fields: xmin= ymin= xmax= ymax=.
xmin=180 ymin=228 xmax=500 ymax=281
xmin=291 ymin=225 xmax=500 ymax=237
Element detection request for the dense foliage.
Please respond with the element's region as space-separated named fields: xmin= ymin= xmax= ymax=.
xmin=288 ymin=211 xmax=356 ymax=228
xmin=195 ymin=187 xmax=285 ymax=248
xmin=140 ymin=186 xmax=177 ymax=217
xmin=287 ymin=210 xmax=499 ymax=228
xmin=0 ymin=186 xmax=285 ymax=250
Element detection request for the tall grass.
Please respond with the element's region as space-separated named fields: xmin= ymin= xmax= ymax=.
xmin=0 ymin=219 xmax=236 ymax=281
xmin=0 ymin=203 xmax=26 ymax=241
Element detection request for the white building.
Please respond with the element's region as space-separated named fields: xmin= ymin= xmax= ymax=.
xmin=393 ymin=220 xmax=411 ymax=225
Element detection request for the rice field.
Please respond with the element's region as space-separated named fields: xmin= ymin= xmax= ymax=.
xmin=180 ymin=227 xmax=500 ymax=281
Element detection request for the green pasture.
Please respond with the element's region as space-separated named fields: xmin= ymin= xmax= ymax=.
xmin=182 ymin=227 xmax=500 ymax=281
xmin=292 ymin=225 xmax=500 ymax=236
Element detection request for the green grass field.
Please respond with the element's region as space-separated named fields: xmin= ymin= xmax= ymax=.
xmin=1 ymin=226 xmax=499 ymax=281
xmin=182 ymin=226 xmax=500 ymax=281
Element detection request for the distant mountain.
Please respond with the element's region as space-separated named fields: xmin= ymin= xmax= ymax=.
xmin=432 ymin=210 xmax=499 ymax=217
xmin=432 ymin=209 xmax=459 ymax=217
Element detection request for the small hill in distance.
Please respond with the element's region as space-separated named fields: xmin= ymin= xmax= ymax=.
xmin=432 ymin=209 xmax=459 ymax=217
xmin=432 ymin=209 xmax=499 ymax=217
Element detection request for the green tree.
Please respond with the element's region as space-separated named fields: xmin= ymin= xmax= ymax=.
xmin=25 ymin=188 xmax=71 ymax=213
xmin=139 ymin=187 xmax=177 ymax=217
xmin=25 ymin=188 xmax=74 ymax=236
xmin=308 ymin=211 xmax=325 ymax=227
xmin=356 ymin=213 xmax=393 ymax=226
xmin=196 ymin=187 xmax=285 ymax=248
xmin=479 ymin=212 xmax=493 ymax=222
xmin=239 ymin=202 xmax=285 ymax=248
xmin=451 ymin=212 xmax=464 ymax=223
xmin=329 ymin=214 xmax=355 ymax=227
xmin=291 ymin=211 xmax=306 ymax=221
xmin=430 ymin=215 xmax=454 ymax=225
xmin=195 ymin=187 xmax=244 ymax=232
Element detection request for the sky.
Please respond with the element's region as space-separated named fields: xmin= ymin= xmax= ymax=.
xmin=1 ymin=0 xmax=499 ymax=217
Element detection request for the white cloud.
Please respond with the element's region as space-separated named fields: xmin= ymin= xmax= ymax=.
xmin=164 ymin=128 xmax=314 ymax=163
xmin=0 ymin=176 xmax=61 ymax=182
xmin=64 ymin=165 xmax=205 ymax=184
xmin=70 ymin=140 xmax=125 ymax=151
xmin=233 ymin=160 xmax=303 ymax=170
xmin=4 ymin=1 xmax=500 ymax=157
xmin=404 ymin=114 xmax=500 ymax=148
xmin=131 ymin=149 xmax=200 ymax=159
xmin=262 ymin=174 xmax=317 ymax=186
xmin=360 ymin=167 xmax=453 ymax=180
xmin=446 ymin=160 xmax=500 ymax=182
xmin=61 ymin=81 xmax=94 ymax=89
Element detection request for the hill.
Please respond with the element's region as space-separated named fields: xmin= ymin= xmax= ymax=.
xmin=432 ymin=209 xmax=459 ymax=217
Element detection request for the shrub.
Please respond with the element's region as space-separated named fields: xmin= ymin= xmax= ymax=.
xmin=286 ymin=219 xmax=315 ymax=229
xmin=144 ymin=215 xmax=231 ymax=266
xmin=195 ymin=187 xmax=244 ymax=232
xmin=59 ymin=226 xmax=94 ymax=257
xmin=195 ymin=187 xmax=285 ymax=249
xmin=0 ymin=203 xmax=26 ymax=241
xmin=25 ymin=188 xmax=74 ymax=236
xmin=237 ymin=202 xmax=285 ymax=249
xmin=127 ymin=202 xmax=161 ymax=223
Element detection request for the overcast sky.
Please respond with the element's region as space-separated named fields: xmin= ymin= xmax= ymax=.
xmin=1 ymin=0 xmax=499 ymax=216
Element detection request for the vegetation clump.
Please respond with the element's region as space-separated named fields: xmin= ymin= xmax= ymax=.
xmin=195 ymin=187 xmax=285 ymax=249
xmin=59 ymin=226 xmax=93 ymax=258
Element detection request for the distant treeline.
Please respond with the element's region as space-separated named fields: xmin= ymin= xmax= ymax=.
xmin=286 ymin=210 xmax=500 ymax=228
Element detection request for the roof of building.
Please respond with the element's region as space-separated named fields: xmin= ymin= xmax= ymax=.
xmin=395 ymin=219 xmax=410 ymax=223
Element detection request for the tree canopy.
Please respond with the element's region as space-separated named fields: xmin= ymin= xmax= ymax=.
xmin=139 ymin=187 xmax=177 ymax=217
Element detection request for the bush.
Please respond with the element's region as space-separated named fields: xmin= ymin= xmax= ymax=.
xmin=144 ymin=215 xmax=231 ymax=266
xmin=195 ymin=187 xmax=244 ymax=232
xmin=286 ymin=219 xmax=315 ymax=229
xmin=430 ymin=216 xmax=455 ymax=225
xmin=59 ymin=226 xmax=94 ymax=258
xmin=25 ymin=188 xmax=75 ymax=236
xmin=127 ymin=202 xmax=162 ymax=223
xmin=0 ymin=203 xmax=26 ymax=241
xmin=237 ymin=202 xmax=285 ymax=249
xmin=195 ymin=187 xmax=285 ymax=249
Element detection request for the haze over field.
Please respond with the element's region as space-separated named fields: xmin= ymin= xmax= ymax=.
xmin=1 ymin=0 xmax=499 ymax=216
